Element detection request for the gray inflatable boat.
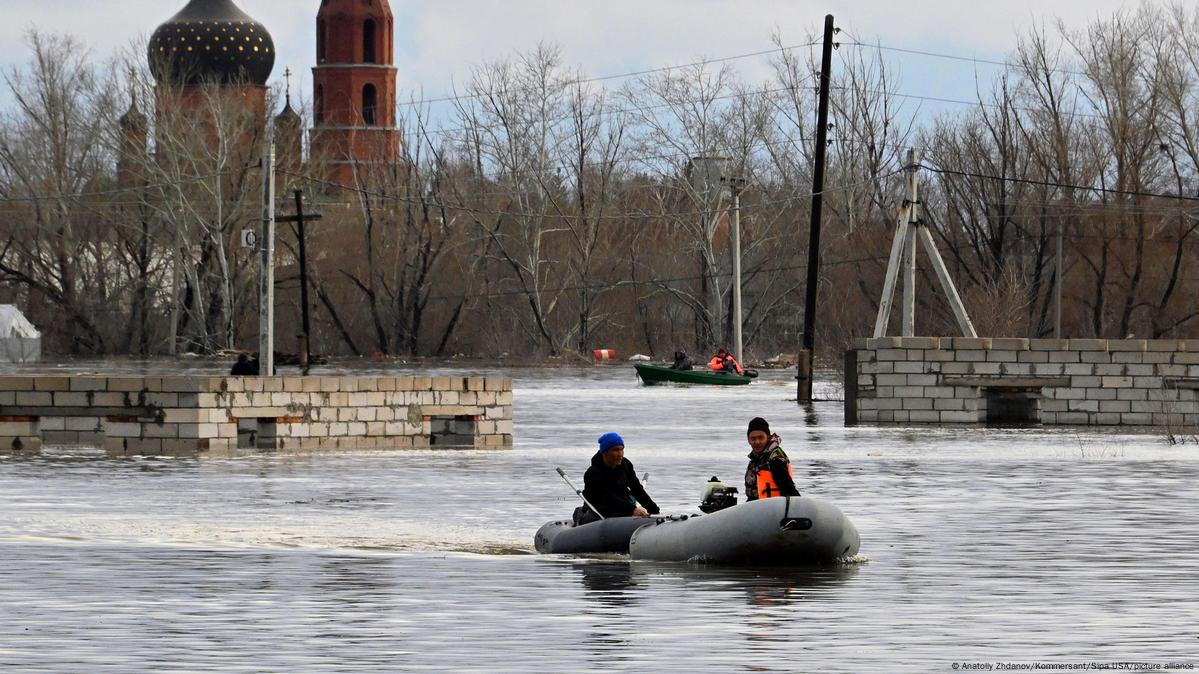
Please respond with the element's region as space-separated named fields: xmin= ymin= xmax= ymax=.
xmin=628 ymin=496 xmax=859 ymax=564
xmin=534 ymin=516 xmax=654 ymax=554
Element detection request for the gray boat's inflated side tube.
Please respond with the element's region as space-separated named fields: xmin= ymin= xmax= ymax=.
xmin=534 ymin=517 xmax=655 ymax=554
xmin=628 ymin=497 xmax=859 ymax=564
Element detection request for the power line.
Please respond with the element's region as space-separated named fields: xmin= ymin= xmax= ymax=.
xmin=922 ymin=165 xmax=1199 ymax=204
xmin=393 ymin=42 xmax=820 ymax=110
xmin=840 ymin=39 xmax=1090 ymax=79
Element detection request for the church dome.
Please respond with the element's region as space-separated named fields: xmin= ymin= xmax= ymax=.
xmin=149 ymin=0 xmax=275 ymax=87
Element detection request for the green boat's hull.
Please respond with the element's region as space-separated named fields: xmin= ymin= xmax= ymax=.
xmin=634 ymin=363 xmax=752 ymax=386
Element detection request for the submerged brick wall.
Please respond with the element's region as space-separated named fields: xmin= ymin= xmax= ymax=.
xmin=0 ymin=375 xmax=513 ymax=457
xmin=846 ymin=337 xmax=1199 ymax=426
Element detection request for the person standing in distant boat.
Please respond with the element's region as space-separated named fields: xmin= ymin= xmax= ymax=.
xmin=744 ymin=417 xmax=799 ymax=500
xmin=576 ymin=432 xmax=659 ymax=525
xmin=670 ymin=350 xmax=694 ymax=370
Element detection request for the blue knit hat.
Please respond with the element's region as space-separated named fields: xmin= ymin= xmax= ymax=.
xmin=597 ymin=432 xmax=625 ymax=453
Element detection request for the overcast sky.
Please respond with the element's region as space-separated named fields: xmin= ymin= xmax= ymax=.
xmin=0 ymin=0 xmax=1141 ymax=122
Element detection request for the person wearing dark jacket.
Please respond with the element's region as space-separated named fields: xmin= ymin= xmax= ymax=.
xmin=577 ymin=432 xmax=659 ymax=524
xmin=670 ymin=350 xmax=694 ymax=370
xmin=744 ymin=417 xmax=800 ymax=500
xmin=230 ymin=353 xmax=259 ymax=376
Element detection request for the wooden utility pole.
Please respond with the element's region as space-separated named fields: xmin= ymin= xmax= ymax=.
xmin=798 ymin=13 xmax=835 ymax=403
xmin=277 ymin=190 xmax=324 ymax=374
xmin=258 ymin=138 xmax=276 ymax=376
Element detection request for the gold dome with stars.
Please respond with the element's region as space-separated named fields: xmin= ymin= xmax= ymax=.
xmin=148 ymin=0 xmax=275 ymax=87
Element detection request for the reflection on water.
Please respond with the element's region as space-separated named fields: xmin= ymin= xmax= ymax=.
xmin=1 ymin=365 xmax=1198 ymax=670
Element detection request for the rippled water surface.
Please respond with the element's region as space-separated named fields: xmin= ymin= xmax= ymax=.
xmin=2 ymin=363 xmax=1198 ymax=672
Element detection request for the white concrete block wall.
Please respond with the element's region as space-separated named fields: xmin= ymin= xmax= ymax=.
xmin=0 ymin=375 xmax=515 ymax=456
xmin=848 ymin=337 xmax=1199 ymax=426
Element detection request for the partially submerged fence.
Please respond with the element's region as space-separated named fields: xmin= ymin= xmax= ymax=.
xmin=846 ymin=337 xmax=1199 ymax=427
xmin=0 ymin=374 xmax=513 ymax=456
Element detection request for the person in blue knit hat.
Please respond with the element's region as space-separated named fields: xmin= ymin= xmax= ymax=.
xmin=575 ymin=432 xmax=659 ymax=525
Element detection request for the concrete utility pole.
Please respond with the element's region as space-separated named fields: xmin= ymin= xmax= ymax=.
xmin=258 ymin=138 xmax=276 ymax=376
xmin=277 ymin=190 xmax=324 ymax=375
xmin=798 ymin=13 xmax=835 ymax=404
xmin=723 ymin=176 xmax=748 ymax=364
xmin=873 ymin=149 xmax=978 ymax=339
xmin=1054 ymin=222 xmax=1064 ymax=338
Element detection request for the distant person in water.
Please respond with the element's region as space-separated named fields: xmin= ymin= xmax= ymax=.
xmin=230 ymin=353 xmax=260 ymax=376
xmin=708 ymin=348 xmax=744 ymax=375
xmin=670 ymin=350 xmax=694 ymax=370
xmin=575 ymin=432 xmax=659 ymax=525
xmin=744 ymin=417 xmax=799 ymax=500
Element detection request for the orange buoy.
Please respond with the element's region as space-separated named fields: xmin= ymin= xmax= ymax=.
xmin=593 ymin=348 xmax=617 ymax=362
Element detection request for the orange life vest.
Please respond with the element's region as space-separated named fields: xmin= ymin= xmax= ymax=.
xmin=725 ymin=355 xmax=744 ymax=375
xmin=709 ymin=356 xmax=726 ymax=371
xmin=756 ymin=462 xmax=795 ymax=499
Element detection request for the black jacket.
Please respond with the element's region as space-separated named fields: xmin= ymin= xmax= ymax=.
xmin=582 ymin=452 xmax=660 ymax=518
xmin=745 ymin=436 xmax=800 ymax=500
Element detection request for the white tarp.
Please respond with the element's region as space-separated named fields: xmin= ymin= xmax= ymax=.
xmin=0 ymin=305 xmax=40 ymax=362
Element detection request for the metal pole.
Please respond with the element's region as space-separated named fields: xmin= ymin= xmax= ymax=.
xmin=902 ymin=150 xmax=919 ymax=337
xmin=799 ymin=13 xmax=835 ymax=403
xmin=258 ymin=138 xmax=276 ymax=376
xmin=731 ymin=182 xmax=744 ymax=364
xmin=1054 ymin=221 xmax=1063 ymax=339
xmin=294 ymin=189 xmax=312 ymax=374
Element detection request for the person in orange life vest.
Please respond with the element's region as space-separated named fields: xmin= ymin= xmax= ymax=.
xmin=708 ymin=348 xmax=744 ymax=375
xmin=744 ymin=417 xmax=799 ymax=500
xmin=577 ymin=433 xmax=659 ymax=525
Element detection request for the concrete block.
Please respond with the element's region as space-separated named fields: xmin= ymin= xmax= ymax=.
xmin=1032 ymin=364 xmax=1065 ymax=376
xmin=1102 ymin=376 xmax=1134 ymax=388
xmin=893 ymin=362 xmax=927 ymax=374
xmin=1064 ymin=364 xmax=1095 ymax=375
xmin=1146 ymin=339 xmax=1183 ymax=352
xmin=1030 ymin=339 xmax=1068 ymax=351
xmin=1092 ymin=364 xmax=1127 ymax=376
xmin=1118 ymin=389 xmax=1149 ymax=401
xmin=1099 ymin=400 xmax=1131 ymax=413
xmin=1086 ymin=388 xmax=1117 ymax=400
xmin=878 ymin=410 xmax=895 ymax=422
xmin=941 ymin=411 xmax=982 ymax=423
xmin=1041 ymin=400 xmax=1069 ymax=412
xmin=902 ymin=399 xmax=933 ymax=410
xmin=1120 ymin=413 xmax=1153 ymax=425
xmin=1017 ymin=351 xmax=1049 ymax=363
xmin=1155 ymin=365 xmax=1188 ymax=377
xmin=892 ymin=411 xmax=910 ymax=422
xmin=998 ymin=363 xmax=1033 ymax=376
xmin=1071 ymin=376 xmax=1101 ymax=388
xmin=488 ymin=377 xmax=512 ymax=393
xmin=934 ymin=398 xmax=965 ymax=410
xmin=858 ymin=410 xmax=879 ymax=422
xmin=1094 ymin=413 xmax=1122 ymax=425
xmin=15 ymin=392 xmax=53 ymax=406
xmin=68 ymin=377 xmax=108 ymax=392
xmin=65 ymin=417 xmax=101 ymax=432
xmin=32 ymin=377 xmax=72 ymax=392
xmin=907 ymin=375 xmax=939 ymax=386
xmin=909 ymin=411 xmax=940 ymax=422
xmin=1080 ymin=352 xmax=1112 ymax=364
xmin=1113 ymin=352 xmax=1146 ymax=364
xmin=956 ymin=350 xmax=986 ymax=362
xmin=894 ymin=386 xmax=924 ymax=397
xmin=1124 ymin=364 xmax=1154 ymax=376
xmin=1049 ymin=351 xmax=1080 ymax=363
xmin=1055 ymin=412 xmax=1089 ymax=424
xmin=877 ymin=374 xmax=906 ymax=386
xmin=990 ymin=338 xmax=1029 ymax=350
xmin=1133 ymin=377 xmax=1163 ymax=389
xmin=877 ymin=349 xmax=907 ymax=361
xmin=925 ymin=386 xmax=956 ymax=399
xmin=1068 ymin=339 xmax=1107 ymax=351
xmin=1069 ymin=400 xmax=1099 ymax=412
xmin=877 ymin=399 xmax=904 ymax=410
xmin=986 ymin=350 xmax=1019 ymax=362
xmin=925 ymin=350 xmax=955 ymax=362
xmin=941 ymin=362 xmax=974 ymax=374
xmin=953 ymin=338 xmax=993 ymax=350
xmin=1108 ymin=340 xmax=1147 ymax=352
xmin=899 ymin=337 xmax=940 ymax=349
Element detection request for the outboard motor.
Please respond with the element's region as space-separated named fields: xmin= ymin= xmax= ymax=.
xmin=699 ymin=476 xmax=738 ymax=513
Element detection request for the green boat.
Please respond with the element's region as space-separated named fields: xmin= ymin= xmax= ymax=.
xmin=634 ymin=363 xmax=753 ymax=386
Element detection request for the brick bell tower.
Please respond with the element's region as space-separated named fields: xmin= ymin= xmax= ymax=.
xmin=311 ymin=0 xmax=400 ymax=186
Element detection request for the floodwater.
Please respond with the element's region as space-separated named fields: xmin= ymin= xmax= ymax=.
xmin=2 ymin=363 xmax=1198 ymax=672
